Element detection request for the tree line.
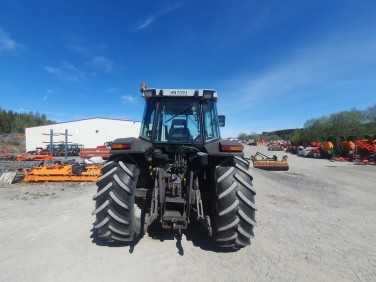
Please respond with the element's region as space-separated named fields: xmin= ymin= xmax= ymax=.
xmin=0 ymin=108 xmax=55 ymax=134
xmin=238 ymin=103 xmax=376 ymax=143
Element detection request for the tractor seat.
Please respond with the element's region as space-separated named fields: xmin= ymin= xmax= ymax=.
xmin=167 ymin=119 xmax=191 ymax=142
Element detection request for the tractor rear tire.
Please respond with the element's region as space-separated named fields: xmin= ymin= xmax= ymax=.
xmin=92 ymin=159 xmax=141 ymax=243
xmin=212 ymin=156 xmax=256 ymax=249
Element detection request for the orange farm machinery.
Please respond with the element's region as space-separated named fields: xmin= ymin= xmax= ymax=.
xmin=23 ymin=163 xmax=102 ymax=182
xmin=250 ymin=152 xmax=289 ymax=171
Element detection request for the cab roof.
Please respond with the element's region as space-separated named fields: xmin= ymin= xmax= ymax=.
xmin=142 ymin=88 xmax=217 ymax=100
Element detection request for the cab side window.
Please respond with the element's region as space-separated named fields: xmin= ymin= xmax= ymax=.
xmin=140 ymin=101 xmax=156 ymax=141
xmin=203 ymin=101 xmax=220 ymax=142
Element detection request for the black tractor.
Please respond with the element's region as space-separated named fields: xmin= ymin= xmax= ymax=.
xmin=92 ymin=86 xmax=256 ymax=250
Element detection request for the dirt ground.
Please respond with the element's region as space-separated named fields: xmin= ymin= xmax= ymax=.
xmin=0 ymin=145 xmax=375 ymax=281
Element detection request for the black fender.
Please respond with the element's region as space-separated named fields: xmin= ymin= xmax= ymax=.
xmin=204 ymin=140 xmax=244 ymax=157
xmin=109 ymin=137 xmax=152 ymax=189
xmin=203 ymin=140 xmax=249 ymax=194
xmin=110 ymin=137 xmax=152 ymax=155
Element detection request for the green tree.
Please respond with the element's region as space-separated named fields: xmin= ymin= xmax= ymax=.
xmin=328 ymin=109 xmax=364 ymax=138
xmin=365 ymin=103 xmax=376 ymax=123
xmin=238 ymin=132 xmax=248 ymax=140
xmin=0 ymin=108 xmax=55 ymax=134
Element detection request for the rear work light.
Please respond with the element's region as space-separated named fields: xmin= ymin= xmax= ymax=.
xmin=111 ymin=143 xmax=132 ymax=150
xmin=220 ymin=144 xmax=243 ymax=152
xmin=144 ymin=90 xmax=154 ymax=98
xmin=203 ymin=90 xmax=214 ymax=99
xmin=140 ymin=83 xmax=156 ymax=98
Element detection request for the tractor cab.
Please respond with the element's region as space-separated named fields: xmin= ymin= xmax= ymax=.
xmin=139 ymin=88 xmax=224 ymax=147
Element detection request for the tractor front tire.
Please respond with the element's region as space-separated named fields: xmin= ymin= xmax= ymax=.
xmin=92 ymin=159 xmax=141 ymax=243
xmin=212 ymin=156 xmax=256 ymax=249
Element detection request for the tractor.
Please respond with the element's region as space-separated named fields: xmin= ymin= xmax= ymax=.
xmin=92 ymin=85 xmax=256 ymax=250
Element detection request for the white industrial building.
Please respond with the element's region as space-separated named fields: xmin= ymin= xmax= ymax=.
xmin=25 ymin=118 xmax=141 ymax=152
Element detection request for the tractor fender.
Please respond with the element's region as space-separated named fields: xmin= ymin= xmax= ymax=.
xmin=110 ymin=137 xmax=152 ymax=155
xmin=204 ymin=140 xmax=244 ymax=157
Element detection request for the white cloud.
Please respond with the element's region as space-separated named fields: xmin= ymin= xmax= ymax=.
xmin=134 ymin=2 xmax=185 ymax=31
xmin=66 ymin=44 xmax=88 ymax=54
xmin=42 ymin=89 xmax=54 ymax=101
xmin=16 ymin=108 xmax=25 ymax=113
xmin=221 ymin=36 xmax=376 ymax=114
xmin=67 ymin=43 xmax=108 ymax=54
xmin=41 ymin=111 xmax=88 ymax=122
xmin=45 ymin=62 xmax=87 ymax=82
xmin=107 ymin=87 xmax=120 ymax=93
xmin=95 ymin=43 xmax=108 ymax=51
xmin=215 ymin=32 xmax=376 ymax=135
xmin=88 ymin=56 xmax=113 ymax=73
xmin=0 ymin=27 xmax=22 ymax=51
xmin=121 ymin=95 xmax=136 ymax=104
xmin=45 ymin=66 xmax=63 ymax=76
xmin=63 ymin=62 xmax=87 ymax=80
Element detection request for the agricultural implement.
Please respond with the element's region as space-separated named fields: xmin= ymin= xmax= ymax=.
xmin=80 ymin=144 xmax=111 ymax=159
xmin=250 ymin=152 xmax=289 ymax=171
xmin=16 ymin=154 xmax=54 ymax=161
xmin=0 ymin=150 xmax=16 ymax=161
xmin=23 ymin=163 xmax=101 ymax=182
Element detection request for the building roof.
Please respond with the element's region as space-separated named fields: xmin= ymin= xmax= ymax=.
xmin=26 ymin=117 xmax=141 ymax=129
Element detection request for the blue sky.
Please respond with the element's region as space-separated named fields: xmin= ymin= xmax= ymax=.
xmin=1 ymin=0 xmax=376 ymax=137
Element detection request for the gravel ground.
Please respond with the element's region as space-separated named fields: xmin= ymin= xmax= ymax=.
xmin=0 ymin=145 xmax=375 ymax=281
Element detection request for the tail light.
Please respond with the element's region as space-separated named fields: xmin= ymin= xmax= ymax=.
xmin=111 ymin=143 xmax=132 ymax=150
xmin=220 ymin=144 xmax=243 ymax=152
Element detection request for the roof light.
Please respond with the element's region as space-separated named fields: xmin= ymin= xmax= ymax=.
xmin=111 ymin=143 xmax=132 ymax=150
xmin=203 ymin=90 xmax=214 ymax=99
xmin=144 ymin=89 xmax=155 ymax=98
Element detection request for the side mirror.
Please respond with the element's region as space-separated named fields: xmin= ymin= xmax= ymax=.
xmin=218 ymin=115 xmax=225 ymax=127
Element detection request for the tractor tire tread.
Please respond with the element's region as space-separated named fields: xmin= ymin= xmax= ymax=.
xmin=212 ymin=156 xmax=256 ymax=250
xmin=92 ymin=160 xmax=140 ymax=243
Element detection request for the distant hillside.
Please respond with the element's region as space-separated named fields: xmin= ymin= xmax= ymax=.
xmin=239 ymin=103 xmax=376 ymax=143
xmin=0 ymin=108 xmax=55 ymax=134
xmin=0 ymin=133 xmax=25 ymax=153
xmin=262 ymin=129 xmax=297 ymax=138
